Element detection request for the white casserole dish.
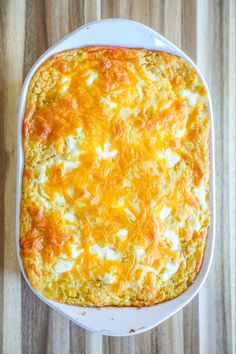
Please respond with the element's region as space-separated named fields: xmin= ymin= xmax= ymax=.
xmin=16 ymin=19 xmax=215 ymax=336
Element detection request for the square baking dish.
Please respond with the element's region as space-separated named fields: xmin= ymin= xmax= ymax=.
xmin=16 ymin=19 xmax=215 ymax=336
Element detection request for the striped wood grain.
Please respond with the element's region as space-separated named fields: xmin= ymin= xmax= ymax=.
xmin=0 ymin=0 xmax=235 ymax=353
xmin=2 ymin=2 xmax=25 ymax=354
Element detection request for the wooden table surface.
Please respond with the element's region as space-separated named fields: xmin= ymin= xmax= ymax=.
xmin=1 ymin=0 xmax=235 ymax=353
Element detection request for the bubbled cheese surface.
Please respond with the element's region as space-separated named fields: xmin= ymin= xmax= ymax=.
xmin=20 ymin=47 xmax=210 ymax=306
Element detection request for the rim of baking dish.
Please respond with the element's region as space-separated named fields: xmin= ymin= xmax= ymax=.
xmin=16 ymin=18 xmax=215 ymax=336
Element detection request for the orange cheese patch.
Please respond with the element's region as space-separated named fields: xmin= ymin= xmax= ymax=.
xmin=20 ymin=47 xmax=210 ymax=306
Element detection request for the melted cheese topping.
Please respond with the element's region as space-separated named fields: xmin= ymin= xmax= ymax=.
xmin=20 ymin=47 xmax=210 ymax=307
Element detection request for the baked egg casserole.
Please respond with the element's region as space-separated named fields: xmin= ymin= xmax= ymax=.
xmin=20 ymin=47 xmax=210 ymax=306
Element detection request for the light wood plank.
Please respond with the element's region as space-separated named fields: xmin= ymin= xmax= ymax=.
xmin=46 ymin=311 xmax=70 ymax=354
xmin=115 ymin=0 xmax=130 ymax=19
xmin=69 ymin=323 xmax=86 ymax=354
xmin=181 ymin=0 xmax=197 ymax=59
xmin=68 ymin=0 xmax=84 ymax=31
xmin=197 ymin=0 xmax=236 ymax=353
xmin=228 ymin=1 xmax=236 ymax=351
xmin=0 ymin=1 xmax=7 ymax=350
xmin=2 ymin=1 xmax=26 ymax=353
xmin=86 ymin=332 xmax=103 ymax=354
xmin=84 ymin=0 xmax=101 ymax=22
xmin=45 ymin=0 xmax=70 ymax=44
xmin=101 ymin=0 xmax=116 ymax=18
xmin=197 ymin=1 xmax=219 ymax=353
xmin=149 ymin=0 xmax=165 ymax=34
xmin=21 ymin=284 xmax=49 ymax=354
xmin=164 ymin=0 xmax=181 ymax=47
xmin=183 ymin=299 xmax=199 ymax=354
xmin=103 ymin=336 xmax=136 ymax=354
xmin=129 ymin=0 xmax=149 ymax=25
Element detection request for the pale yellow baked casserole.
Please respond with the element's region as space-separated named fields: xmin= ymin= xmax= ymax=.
xmin=20 ymin=47 xmax=210 ymax=306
